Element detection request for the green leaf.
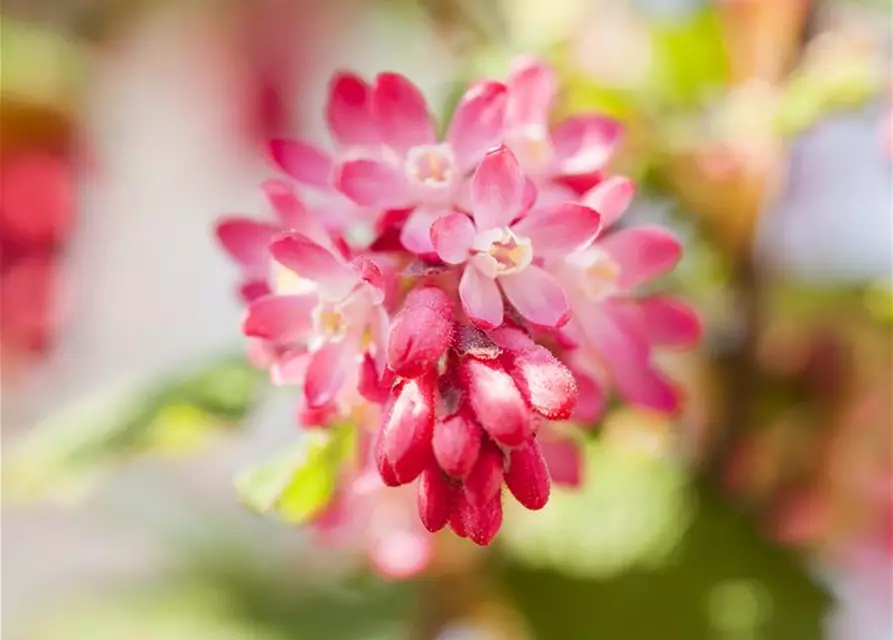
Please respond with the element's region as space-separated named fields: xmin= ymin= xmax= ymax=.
xmin=234 ymin=423 xmax=356 ymax=524
xmin=3 ymin=352 xmax=264 ymax=503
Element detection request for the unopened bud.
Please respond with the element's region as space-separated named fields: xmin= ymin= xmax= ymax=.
xmin=382 ymin=374 xmax=436 ymax=484
xmin=432 ymin=413 xmax=482 ymax=479
xmin=505 ymin=437 xmax=551 ymax=510
xmin=460 ymin=357 xmax=531 ymax=447
xmin=463 ymin=440 xmax=504 ymax=506
xmin=387 ymin=286 xmax=454 ymax=378
xmin=417 ymin=466 xmax=457 ymax=533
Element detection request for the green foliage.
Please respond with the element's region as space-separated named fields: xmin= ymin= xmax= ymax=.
xmin=3 ymin=353 xmax=264 ymax=503
xmin=234 ymin=422 xmax=356 ymax=524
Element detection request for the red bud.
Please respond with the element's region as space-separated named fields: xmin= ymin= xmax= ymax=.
xmin=433 ymin=413 xmax=482 ymax=479
xmin=457 ymin=491 xmax=503 ymax=546
xmin=505 ymin=438 xmax=551 ymax=510
xmin=358 ymin=352 xmax=389 ymax=404
xmin=387 ymin=286 xmax=454 ymax=378
xmin=460 ymin=357 xmax=531 ymax=447
xmin=383 ymin=374 xmax=435 ymax=484
xmin=374 ymin=410 xmax=401 ymax=487
xmin=418 ymin=466 xmax=457 ymax=533
xmin=463 ymin=440 xmax=504 ymax=506
xmin=506 ymin=345 xmax=578 ymax=420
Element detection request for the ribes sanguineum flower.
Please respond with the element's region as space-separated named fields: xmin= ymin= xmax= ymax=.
xmin=431 ymin=145 xmax=602 ymax=329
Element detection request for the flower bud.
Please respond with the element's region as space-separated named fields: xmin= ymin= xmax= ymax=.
xmin=506 ymin=345 xmax=578 ymax=420
xmin=432 ymin=413 xmax=482 ymax=479
xmin=456 ymin=491 xmax=503 ymax=546
xmin=358 ymin=352 xmax=389 ymax=404
xmin=374 ymin=412 xmax=401 ymax=487
xmin=417 ymin=466 xmax=456 ymax=533
xmin=460 ymin=357 xmax=530 ymax=447
xmin=387 ymin=286 xmax=454 ymax=378
xmin=463 ymin=440 xmax=504 ymax=506
xmin=383 ymin=374 xmax=435 ymax=483
xmin=505 ymin=438 xmax=551 ymax=510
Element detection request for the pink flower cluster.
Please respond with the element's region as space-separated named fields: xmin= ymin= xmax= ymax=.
xmin=215 ymin=57 xmax=700 ymax=550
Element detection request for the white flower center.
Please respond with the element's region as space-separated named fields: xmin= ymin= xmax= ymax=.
xmin=567 ymin=249 xmax=620 ymax=300
xmin=270 ymin=260 xmax=317 ymax=296
xmin=472 ymin=227 xmax=533 ymax=277
xmin=404 ymin=144 xmax=456 ymax=189
xmin=312 ymin=301 xmax=347 ymax=345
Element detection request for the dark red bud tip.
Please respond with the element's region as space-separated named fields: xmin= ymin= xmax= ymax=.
xmin=461 ymin=357 xmax=531 ymax=447
xmin=383 ymin=374 xmax=436 ymax=484
xmin=387 ymin=286 xmax=454 ymax=378
xmin=505 ymin=438 xmax=551 ymax=510
xmin=418 ymin=466 xmax=457 ymax=533
xmin=463 ymin=440 xmax=505 ymax=506
xmin=508 ymin=345 xmax=578 ymax=420
xmin=460 ymin=492 xmax=503 ymax=546
xmin=433 ymin=413 xmax=482 ymax=479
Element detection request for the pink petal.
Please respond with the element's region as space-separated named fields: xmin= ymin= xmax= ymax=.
xmin=581 ymin=176 xmax=636 ymax=229
xmin=471 ymin=145 xmax=526 ymax=231
xmin=271 ymin=350 xmax=310 ymax=386
xmin=372 ymin=72 xmax=436 ymax=156
xmin=531 ymin=180 xmax=575 ymax=208
xmin=260 ymin=179 xmax=331 ymax=248
xmin=568 ymin=365 xmax=606 ymax=423
xmin=446 ymin=81 xmax=508 ymax=172
xmin=241 ymin=293 xmax=317 ymax=344
xmin=499 ymin=266 xmax=570 ymax=329
xmin=303 ymin=331 xmax=363 ymax=408
xmin=510 ymin=203 xmax=602 ymax=257
xmin=506 ymin=56 xmax=557 ymax=128
xmin=334 ymin=158 xmax=411 ymax=209
xmin=599 ymin=226 xmax=682 ymax=290
xmin=634 ymin=295 xmax=702 ymax=348
xmin=269 ymin=232 xmax=357 ymax=300
xmin=431 ymin=212 xmax=475 ymax=264
xmin=239 ymin=279 xmax=271 ymax=303
xmin=577 ymin=299 xmax=650 ymax=365
xmin=538 ymin=436 xmax=583 ymax=487
xmin=399 ymin=206 xmax=449 ymax=256
xmin=269 ymin=138 xmax=333 ymax=190
xmin=215 ymin=218 xmax=279 ymax=271
xmin=612 ymin=359 xmax=682 ymax=415
xmin=459 ymin=267 xmax=504 ymax=329
xmin=551 ymin=115 xmax=623 ymax=176
xmin=326 ymin=71 xmax=379 ymax=149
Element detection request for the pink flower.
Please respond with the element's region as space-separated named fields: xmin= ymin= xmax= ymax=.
xmin=551 ymin=180 xmax=701 ymax=415
xmin=431 ymin=145 xmax=602 ymax=329
xmin=241 ymin=231 xmax=388 ymax=417
xmin=334 ymin=73 xmax=507 ymax=255
xmin=503 ymin=57 xmax=623 ymax=200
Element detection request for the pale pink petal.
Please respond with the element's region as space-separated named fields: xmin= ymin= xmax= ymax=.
xmin=269 ymin=138 xmax=333 ymax=190
xmin=612 ymin=359 xmax=681 ymax=415
xmin=431 ymin=212 xmax=475 ymax=264
xmin=551 ymin=115 xmax=623 ymax=176
xmin=538 ymin=436 xmax=583 ymax=487
xmin=334 ymin=158 xmax=411 ymax=209
xmin=399 ymin=206 xmax=450 ymax=256
xmin=499 ymin=266 xmax=570 ymax=328
xmin=241 ymin=293 xmax=317 ymax=344
xmin=459 ymin=267 xmax=504 ymax=329
xmin=598 ymin=226 xmax=682 ymax=290
xmin=634 ymin=295 xmax=702 ymax=348
xmin=568 ymin=366 xmax=606 ymax=423
xmin=581 ymin=176 xmax=636 ymax=229
xmin=260 ymin=179 xmax=331 ymax=249
xmin=270 ymin=350 xmax=310 ymax=386
xmin=372 ymin=72 xmax=436 ymax=155
xmin=269 ymin=232 xmax=357 ymax=300
xmin=577 ymin=299 xmax=650 ymax=365
xmin=446 ymin=81 xmax=507 ymax=172
xmin=215 ymin=218 xmax=280 ymax=271
xmin=326 ymin=71 xmax=379 ymax=149
xmin=470 ymin=145 xmax=525 ymax=231
xmin=533 ymin=180 xmax=576 ymax=207
xmin=303 ymin=331 xmax=363 ymax=408
xmin=510 ymin=203 xmax=602 ymax=257
xmin=506 ymin=56 xmax=557 ymax=128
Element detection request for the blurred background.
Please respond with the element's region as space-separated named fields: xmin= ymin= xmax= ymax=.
xmin=1 ymin=0 xmax=890 ymax=638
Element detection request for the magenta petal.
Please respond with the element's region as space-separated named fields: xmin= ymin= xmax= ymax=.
xmin=470 ymin=145 xmax=526 ymax=231
xmin=581 ymin=176 xmax=636 ymax=230
xmin=399 ymin=206 xmax=448 ymax=256
xmin=634 ymin=295 xmax=702 ymax=348
xmin=269 ymin=232 xmax=357 ymax=300
xmin=612 ymin=359 xmax=682 ymax=415
xmin=577 ymin=299 xmax=651 ymax=365
xmin=538 ymin=437 xmax=583 ymax=487
xmin=303 ymin=332 xmax=362 ymax=408
xmin=506 ymin=56 xmax=557 ymax=128
xmin=569 ymin=366 xmax=606 ymax=423
xmin=326 ymin=71 xmax=379 ymax=149
xmin=334 ymin=158 xmax=411 ymax=209
xmin=215 ymin=217 xmax=279 ymax=271
xmin=239 ymin=279 xmax=271 ymax=303
xmin=372 ymin=72 xmax=436 ymax=155
xmin=260 ymin=179 xmax=331 ymax=247
xmin=269 ymin=138 xmax=333 ymax=190
xmin=551 ymin=115 xmax=623 ymax=176
xmin=241 ymin=293 xmax=317 ymax=344
xmin=510 ymin=202 xmax=602 ymax=256
xmin=459 ymin=267 xmax=504 ymax=329
xmin=499 ymin=266 xmax=570 ymax=329
xmin=599 ymin=226 xmax=683 ymax=290
xmin=447 ymin=80 xmax=508 ymax=172
xmin=431 ymin=212 xmax=475 ymax=264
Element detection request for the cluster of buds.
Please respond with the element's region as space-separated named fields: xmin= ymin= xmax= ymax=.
xmin=216 ymin=57 xmax=699 ymax=548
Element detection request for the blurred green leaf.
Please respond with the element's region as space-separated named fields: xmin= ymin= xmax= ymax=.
xmin=235 ymin=423 xmax=356 ymax=524
xmin=3 ymin=353 xmax=264 ymax=503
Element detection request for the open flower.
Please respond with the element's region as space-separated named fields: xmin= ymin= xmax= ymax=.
xmin=503 ymin=57 xmax=623 ymax=200
xmin=431 ymin=145 xmax=602 ymax=329
xmin=334 ymin=73 xmax=507 ymax=255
